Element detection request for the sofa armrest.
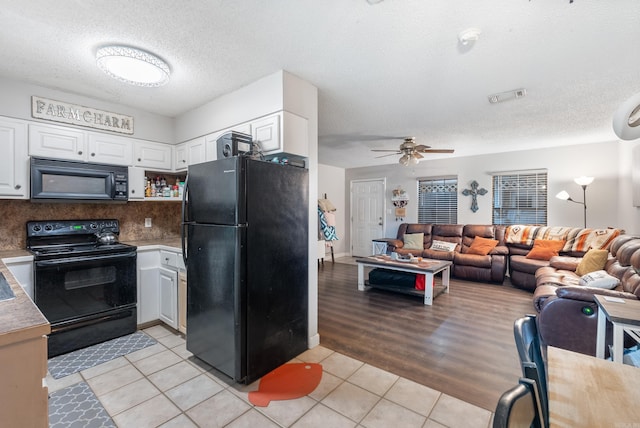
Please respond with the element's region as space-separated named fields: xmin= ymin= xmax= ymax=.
xmin=386 ymin=239 xmax=404 ymax=251
xmin=537 ymin=295 xmax=602 ymax=356
xmin=489 ymin=245 xmax=509 ymax=256
xmin=549 ymin=256 xmax=581 ymax=271
xmin=556 ymin=286 xmax=639 ymax=303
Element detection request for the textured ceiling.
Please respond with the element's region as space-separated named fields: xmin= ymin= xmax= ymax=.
xmin=1 ymin=0 xmax=639 ymax=168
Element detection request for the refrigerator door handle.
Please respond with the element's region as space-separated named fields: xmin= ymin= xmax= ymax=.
xmin=181 ymin=174 xmax=190 ymax=265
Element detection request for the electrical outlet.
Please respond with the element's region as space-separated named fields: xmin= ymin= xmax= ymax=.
xmin=145 ymin=218 xmax=152 ymax=228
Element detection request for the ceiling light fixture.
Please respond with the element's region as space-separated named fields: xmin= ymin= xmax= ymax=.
xmin=96 ymin=45 xmax=170 ymax=87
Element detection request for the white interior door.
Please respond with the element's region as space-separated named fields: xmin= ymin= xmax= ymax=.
xmin=351 ymin=179 xmax=385 ymax=256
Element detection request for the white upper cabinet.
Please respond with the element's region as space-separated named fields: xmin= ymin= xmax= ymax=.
xmin=29 ymin=123 xmax=86 ymax=161
xmin=127 ymin=166 xmax=145 ymax=200
xmin=0 ymin=117 xmax=28 ymax=198
xmin=174 ymin=143 xmax=187 ymax=170
xmin=134 ymin=140 xmax=173 ymax=170
xmin=251 ymin=111 xmax=308 ymax=157
xmin=174 ymin=137 xmax=206 ymax=171
xmin=87 ymin=133 xmax=133 ymax=165
xmin=251 ymin=114 xmax=280 ymax=153
xmin=29 ymin=122 xmax=138 ymax=166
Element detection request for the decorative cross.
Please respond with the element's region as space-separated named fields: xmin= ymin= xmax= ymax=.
xmin=462 ymin=180 xmax=487 ymax=213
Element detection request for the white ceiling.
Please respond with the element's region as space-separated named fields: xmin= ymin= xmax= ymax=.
xmin=1 ymin=0 xmax=639 ymax=168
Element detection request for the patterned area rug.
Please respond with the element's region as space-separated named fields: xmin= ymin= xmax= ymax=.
xmin=48 ymin=331 xmax=157 ymax=379
xmin=49 ymin=381 xmax=115 ymax=428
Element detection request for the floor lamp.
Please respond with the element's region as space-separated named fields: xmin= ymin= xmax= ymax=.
xmin=556 ymin=176 xmax=594 ymax=228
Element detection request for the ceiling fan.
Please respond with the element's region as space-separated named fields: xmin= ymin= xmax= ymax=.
xmin=371 ymin=137 xmax=454 ymax=166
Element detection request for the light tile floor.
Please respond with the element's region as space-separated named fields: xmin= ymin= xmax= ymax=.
xmin=46 ymin=325 xmax=494 ymax=428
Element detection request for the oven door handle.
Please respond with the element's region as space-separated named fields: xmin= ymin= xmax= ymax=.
xmin=35 ymin=251 xmax=136 ymax=267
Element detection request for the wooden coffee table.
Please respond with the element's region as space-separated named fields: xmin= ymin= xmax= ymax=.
xmin=355 ymin=255 xmax=451 ymax=305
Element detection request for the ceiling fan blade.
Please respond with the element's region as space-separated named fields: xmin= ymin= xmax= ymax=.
xmin=371 ymin=149 xmax=401 ymax=153
xmin=375 ymin=153 xmax=401 ymax=158
xmin=414 ymin=145 xmax=431 ymax=151
xmin=422 ymin=149 xmax=455 ymax=153
xmin=413 ymin=152 xmax=424 ymax=159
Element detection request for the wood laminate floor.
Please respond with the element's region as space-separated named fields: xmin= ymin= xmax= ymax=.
xmin=317 ymin=259 xmax=534 ymax=412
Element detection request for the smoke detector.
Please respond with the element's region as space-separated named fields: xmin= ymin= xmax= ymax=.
xmin=458 ymin=28 xmax=482 ymax=45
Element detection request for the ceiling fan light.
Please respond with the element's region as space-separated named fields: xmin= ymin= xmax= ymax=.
xmin=408 ymin=155 xmax=419 ymax=165
xmin=399 ymin=155 xmax=409 ymax=166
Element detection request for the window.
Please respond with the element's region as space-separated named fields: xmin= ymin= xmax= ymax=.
xmin=492 ymin=171 xmax=547 ymax=225
xmin=418 ymin=177 xmax=458 ymax=224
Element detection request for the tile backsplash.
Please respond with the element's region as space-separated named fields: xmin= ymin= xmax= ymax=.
xmin=0 ymin=200 xmax=181 ymax=250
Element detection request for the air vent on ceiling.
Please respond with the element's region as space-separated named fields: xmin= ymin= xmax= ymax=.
xmin=488 ymin=88 xmax=527 ymax=104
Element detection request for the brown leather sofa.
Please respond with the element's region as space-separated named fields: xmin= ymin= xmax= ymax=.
xmin=505 ymin=225 xmax=623 ymax=291
xmin=384 ymin=223 xmax=508 ymax=283
xmin=532 ymin=235 xmax=640 ymax=356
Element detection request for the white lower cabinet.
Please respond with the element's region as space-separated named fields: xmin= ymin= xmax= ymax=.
xmin=137 ymin=247 xmax=182 ymax=330
xmin=159 ymin=266 xmax=178 ymax=329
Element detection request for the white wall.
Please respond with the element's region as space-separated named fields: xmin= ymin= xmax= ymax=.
xmin=318 ymin=164 xmax=347 ymax=257
xmin=0 ymin=77 xmax=174 ymax=143
xmin=344 ymin=140 xmax=640 ymax=245
xmin=175 ymin=71 xmax=284 ymax=143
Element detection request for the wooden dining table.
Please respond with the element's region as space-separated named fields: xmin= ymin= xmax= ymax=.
xmin=547 ymin=346 xmax=640 ymax=427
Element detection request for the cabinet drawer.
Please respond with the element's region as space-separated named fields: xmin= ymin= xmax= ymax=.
xmin=160 ymin=250 xmax=179 ymax=268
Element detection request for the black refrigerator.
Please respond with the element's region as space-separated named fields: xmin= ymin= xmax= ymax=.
xmin=181 ymin=156 xmax=309 ymax=384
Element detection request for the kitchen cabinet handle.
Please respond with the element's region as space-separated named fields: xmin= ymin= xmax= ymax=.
xmin=131 ymin=189 xmax=135 ymax=194
xmin=14 ymin=184 xmax=21 ymax=190
xmin=78 ymin=150 xmax=83 ymax=155
xmin=91 ymin=152 xmax=95 ymax=157
xmin=138 ymin=158 xmax=142 ymax=162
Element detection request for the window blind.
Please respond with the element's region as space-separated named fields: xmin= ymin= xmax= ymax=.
xmin=492 ymin=172 xmax=548 ymax=225
xmin=418 ymin=178 xmax=458 ymax=224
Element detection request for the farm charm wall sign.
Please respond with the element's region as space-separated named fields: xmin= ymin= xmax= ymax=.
xmin=31 ymin=96 xmax=134 ymax=134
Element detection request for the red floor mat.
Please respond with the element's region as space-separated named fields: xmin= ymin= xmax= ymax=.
xmin=248 ymin=363 xmax=323 ymax=407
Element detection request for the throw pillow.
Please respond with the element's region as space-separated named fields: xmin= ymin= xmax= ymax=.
xmin=467 ymin=236 xmax=499 ymax=256
xmin=430 ymin=240 xmax=457 ymax=252
xmin=579 ymin=270 xmax=620 ymax=289
xmin=403 ymin=233 xmax=424 ymax=250
xmin=526 ymin=239 xmax=566 ymax=261
xmin=575 ymin=249 xmax=609 ymax=276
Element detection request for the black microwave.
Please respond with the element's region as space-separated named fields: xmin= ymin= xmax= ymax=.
xmin=30 ymin=157 xmax=128 ymax=202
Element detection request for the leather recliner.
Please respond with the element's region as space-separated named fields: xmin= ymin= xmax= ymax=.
xmin=533 ymin=235 xmax=640 ymax=356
